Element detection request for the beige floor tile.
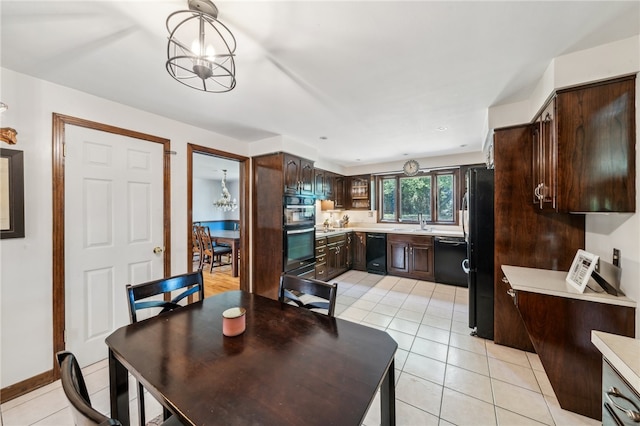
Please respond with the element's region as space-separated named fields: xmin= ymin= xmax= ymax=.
xmin=394 ymin=348 xmax=410 ymax=370
xmin=492 ymin=379 xmax=553 ymax=425
xmin=444 ymin=364 xmax=494 ymax=403
xmin=526 ymin=352 xmax=545 ymax=372
xmin=421 ymin=313 xmax=452 ymax=331
xmin=395 ymin=372 xmax=443 ymax=416
xmin=446 ymin=346 xmax=489 ymax=377
xmin=372 ymin=303 xmax=401 ymax=317
xmin=543 ymin=394 xmax=600 ymax=426
xmin=486 ymin=341 xmax=531 ymax=367
xmin=411 ymin=336 xmax=449 ymax=363
xmin=388 ymin=317 xmax=420 ymax=335
xmin=426 ymin=305 xmax=454 ymax=319
xmin=397 ymin=400 xmax=440 ymax=426
xmin=339 ymin=305 xmax=370 ymax=321
xmin=448 ymin=332 xmax=487 ymax=355
xmin=362 ymin=311 xmax=394 ymax=328
xmin=352 ymin=299 xmax=378 ymax=311
xmin=417 ymin=324 xmax=451 ymax=345
xmin=403 ymin=353 xmax=446 ymax=385
xmin=533 ymin=368 xmax=555 ymax=397
xmin=488 ymin=358 xmax=540 ymax=393
xmin=31 ymin=407 xmax=73 ymax=425
xmin=394 ymin=308 xmax=423 ymax=322
xmin=385 ymin=328 xmax=416 ymax=351
xmin=450 ymin=319 xmax=473 ymax=336
xmin=495 ymin=407 xmax=548 ymax=425
xmin=440 ymin=387 xmax=497 ymax=426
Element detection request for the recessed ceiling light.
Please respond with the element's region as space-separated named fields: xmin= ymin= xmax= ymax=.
xmin=319 ymin=136 xmax=328 ymax=140
xmin=436 ymin=126 xmax=447 ymax=132
xmin=460 ymin=144 xmax=467 ymax=147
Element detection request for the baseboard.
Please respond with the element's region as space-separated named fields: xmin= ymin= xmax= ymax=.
xmin=0 ymin=369 xmax=55 ymax=403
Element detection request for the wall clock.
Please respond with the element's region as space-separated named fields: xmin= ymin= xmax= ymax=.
xmin=403 ymin=159 xmax=420 ymax=176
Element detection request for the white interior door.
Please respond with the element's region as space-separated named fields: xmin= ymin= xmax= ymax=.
xmin=64 ymin=125 xmax=164 ymax=366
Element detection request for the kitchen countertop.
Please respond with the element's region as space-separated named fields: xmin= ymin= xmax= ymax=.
xmin=315 ymin=227 xmax=464 ymax=238
xmin=502 ymin=265 xmax=636 ymax=308
xmin=592 ymin=330 xmax=640 ymax=394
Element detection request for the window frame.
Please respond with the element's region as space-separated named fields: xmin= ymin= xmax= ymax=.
xmin=376 ymin=168 xmax=461 ymax=225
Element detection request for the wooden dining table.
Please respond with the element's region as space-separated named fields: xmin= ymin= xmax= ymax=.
xmin=209 ymin=230 xmax=240 ymax=277
xmin=106 ymin=290 xmax=397 ymax=426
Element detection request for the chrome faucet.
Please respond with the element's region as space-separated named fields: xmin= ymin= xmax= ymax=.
xmin=418 ymin=213 xmax=429 ymax=231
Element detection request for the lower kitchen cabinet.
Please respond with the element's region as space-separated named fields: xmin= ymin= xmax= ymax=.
xmin=315 ymin=236 xmax=327 ymax=281
xmin=317 ymin=233 xmax=349 ymax=281
xmin=387 ymin=234 xmax=434 ymax=281
xmin=503 ymin=266 xmax=635 ymax=421
xmin=352 ymin=232 xmax=366 ymax=271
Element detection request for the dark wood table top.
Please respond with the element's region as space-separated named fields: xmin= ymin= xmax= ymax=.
xmin=106 ymin=290 xmax=397 ymax=425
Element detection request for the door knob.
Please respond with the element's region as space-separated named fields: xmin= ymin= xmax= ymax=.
xmin=153 ymin=246 xmax=164 ymax=254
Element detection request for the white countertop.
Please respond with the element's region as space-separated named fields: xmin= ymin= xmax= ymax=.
xmin=501 ymin=265 xmax=636 ymax=308
xmin=592 ymin=330 xmax=640 ymax=394
xmin=315 ymin=226 xmax=464 ymax=238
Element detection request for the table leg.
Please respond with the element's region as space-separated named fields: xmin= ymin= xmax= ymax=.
xmin=231 ymin=241 xmax=238 ymax=277
xmin=109 ymin=349 xmax=130 ymax=426
xmin=380 ymin=359 xmax=396 ymax=426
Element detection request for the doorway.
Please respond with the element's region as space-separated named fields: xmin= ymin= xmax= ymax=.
xmin=187 ymin=144 xmax=249 ymax=295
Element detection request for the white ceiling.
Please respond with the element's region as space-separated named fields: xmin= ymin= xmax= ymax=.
xmin=2 ymin=1 xmax=639 ymax=167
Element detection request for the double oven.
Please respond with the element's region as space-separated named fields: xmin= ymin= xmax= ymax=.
xmin=283 ymin=195 xmax=316 ymax=278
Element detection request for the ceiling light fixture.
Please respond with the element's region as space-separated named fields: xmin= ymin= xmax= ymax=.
xmin=166 ymin=0 xmax=236 ymax=93
xmin=0 ymin=102 xmax=8 ymax=113
xmin=214 ymin=169 xmax=237 ymax=211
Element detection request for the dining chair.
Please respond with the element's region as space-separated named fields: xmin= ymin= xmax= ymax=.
xmin=126 ymin=270 xmax=205 ymax=425
xmin=278 ymin=273 xmax=338 ymax=317
xmin=56 ymin=351 xmax=122 ymax=426
xmin=197 ymin=225 xmax=232 ymax=272
xmin=192 ymin=224 xmax=202 ymax=267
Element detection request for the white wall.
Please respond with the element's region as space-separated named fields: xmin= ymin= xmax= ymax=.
xmin=193 ymin=178 xmax=240 ymax=221
xmin=0 ymin=68 xmax=249 ymax=388
xmin=488 ymin=36 xmax=640 ymax=335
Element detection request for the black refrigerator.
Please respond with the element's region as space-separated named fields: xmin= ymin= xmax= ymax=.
xmin=464 ymin=167 xmax=494 ymax=340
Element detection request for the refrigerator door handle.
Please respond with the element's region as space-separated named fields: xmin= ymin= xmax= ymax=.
xmin=462 ymin=259 xmax=470 ymax=274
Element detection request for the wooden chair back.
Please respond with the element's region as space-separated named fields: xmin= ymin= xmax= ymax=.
xmin=56 ymin=351 xmax=122 ymax=426
xmin=278 ymin=273 xmax=338 ymax=317
xmin=126 ymin=270 xmax=205 ymax=323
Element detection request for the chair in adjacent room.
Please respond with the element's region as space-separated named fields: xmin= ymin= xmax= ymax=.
xmin=126 ymin=270 xmax=205 ymax=425
xmin=192 ymin=224 xmax=202 ymax=268
xmin=278 ymin=273 xmax=338 ymax=317
xmin=197 ymin=225 xmax=232 ymax=273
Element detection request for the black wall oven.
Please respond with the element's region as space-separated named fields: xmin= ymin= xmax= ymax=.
xmin=283 ymin=195 xmax=316 ymax=274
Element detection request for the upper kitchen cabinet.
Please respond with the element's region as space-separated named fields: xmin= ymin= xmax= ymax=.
xmin=284 ymin=153 xmax=314 ymax=195
xmin=531 ymin=75 xmax=636 ymax=212
xmin=334 ymin=176 xmax=345 ymax=209
xmin=314 ymin=168 xmax=328 ymax=199
xmin=347 ymin=175 xmax=371 ymax=210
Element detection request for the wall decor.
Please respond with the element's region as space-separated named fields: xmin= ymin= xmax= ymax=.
xmin=0 ymin=148 xmax=25 ymax=239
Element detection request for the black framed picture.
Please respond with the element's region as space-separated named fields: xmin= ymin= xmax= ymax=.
xmin=0 ymin=148 xmax=25 ymax=239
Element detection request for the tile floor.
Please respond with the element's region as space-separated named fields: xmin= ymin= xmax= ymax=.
xmin=1 ymin=271 xmax=601 ymax=426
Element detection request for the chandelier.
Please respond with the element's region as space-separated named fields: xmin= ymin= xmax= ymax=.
xmin=214 ymin=170 xmax=237 ymax=211
xmin=166 ymin=0 xmax=236 ymax=93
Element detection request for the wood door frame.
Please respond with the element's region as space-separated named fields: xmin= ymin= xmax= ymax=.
xmin=187 ymin=144 xmax=249 ymax=292
xmin=0 ymin=114 xmax=172 ymax=403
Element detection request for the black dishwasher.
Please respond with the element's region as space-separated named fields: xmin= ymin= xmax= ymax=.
xmin=434 ymin=236 xmax=468 ymax=287
xmin=366 ymin=233 xmax=387 ymax=275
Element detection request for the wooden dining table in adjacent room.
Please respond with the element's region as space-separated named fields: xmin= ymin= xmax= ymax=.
xmin=106 ymin=290 xmax=397 ymax=426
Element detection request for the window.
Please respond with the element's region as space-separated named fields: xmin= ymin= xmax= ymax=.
xmin=378 ymin=169 xmax=458 ymax=224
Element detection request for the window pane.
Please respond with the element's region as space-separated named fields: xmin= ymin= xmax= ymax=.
xmin=382 ymin=178 xmax=396 ymax=220
xmin=436 ymin=174 xmax=454 ymax=222
xmin=399 ymin=176 xmax=431 ymax=221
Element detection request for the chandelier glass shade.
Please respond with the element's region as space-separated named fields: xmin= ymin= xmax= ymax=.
xmin=166 ymin=0 xmax=236 ymax=93
xmin=214 ymin=170 xmax=237 ymax=211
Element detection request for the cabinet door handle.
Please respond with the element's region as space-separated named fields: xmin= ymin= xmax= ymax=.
xmin=502 ymin=276 xmax=509 ymax=284
xmin=506 ymin=289 xmax=516 ymax=298
xmin=607 ymin=387 xmax=640 ymax=422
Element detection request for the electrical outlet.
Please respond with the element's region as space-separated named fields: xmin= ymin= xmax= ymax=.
xmin=613 ymin=248 xmax=620 ymax=267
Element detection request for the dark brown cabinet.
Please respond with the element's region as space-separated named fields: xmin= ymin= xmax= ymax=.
xmin=387 ymin=234 xmax=434 ymax=281
xmin=347 ymin=175 xmax=371 ymax=210
xmin=532 ymin=75 xmax=636 ymax=212
xmin=326 ymin=233 xmax=348 ymax=280
xmin=284 ymin=153 xmax=314 ymax=196
xmin=352 ymin=232 xmax=367 ymax=271
xmin=314 ymin=168 xmax=327 ymax=199
xmin=315 ymin=236 xmax=328 ymax=280
xmin=493 ymin=125 xmax=585 ymax=351
xmin=334 ymin=176 xmax=345 ymax=209
xmin=508 ymin=282 xmax=635 ymax=421
xmin=252 ymin=152 xmax=315 ymax=299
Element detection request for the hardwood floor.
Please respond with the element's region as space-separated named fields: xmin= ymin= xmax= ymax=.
xmin=194 ymin=259 xmax=240 ymax=297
